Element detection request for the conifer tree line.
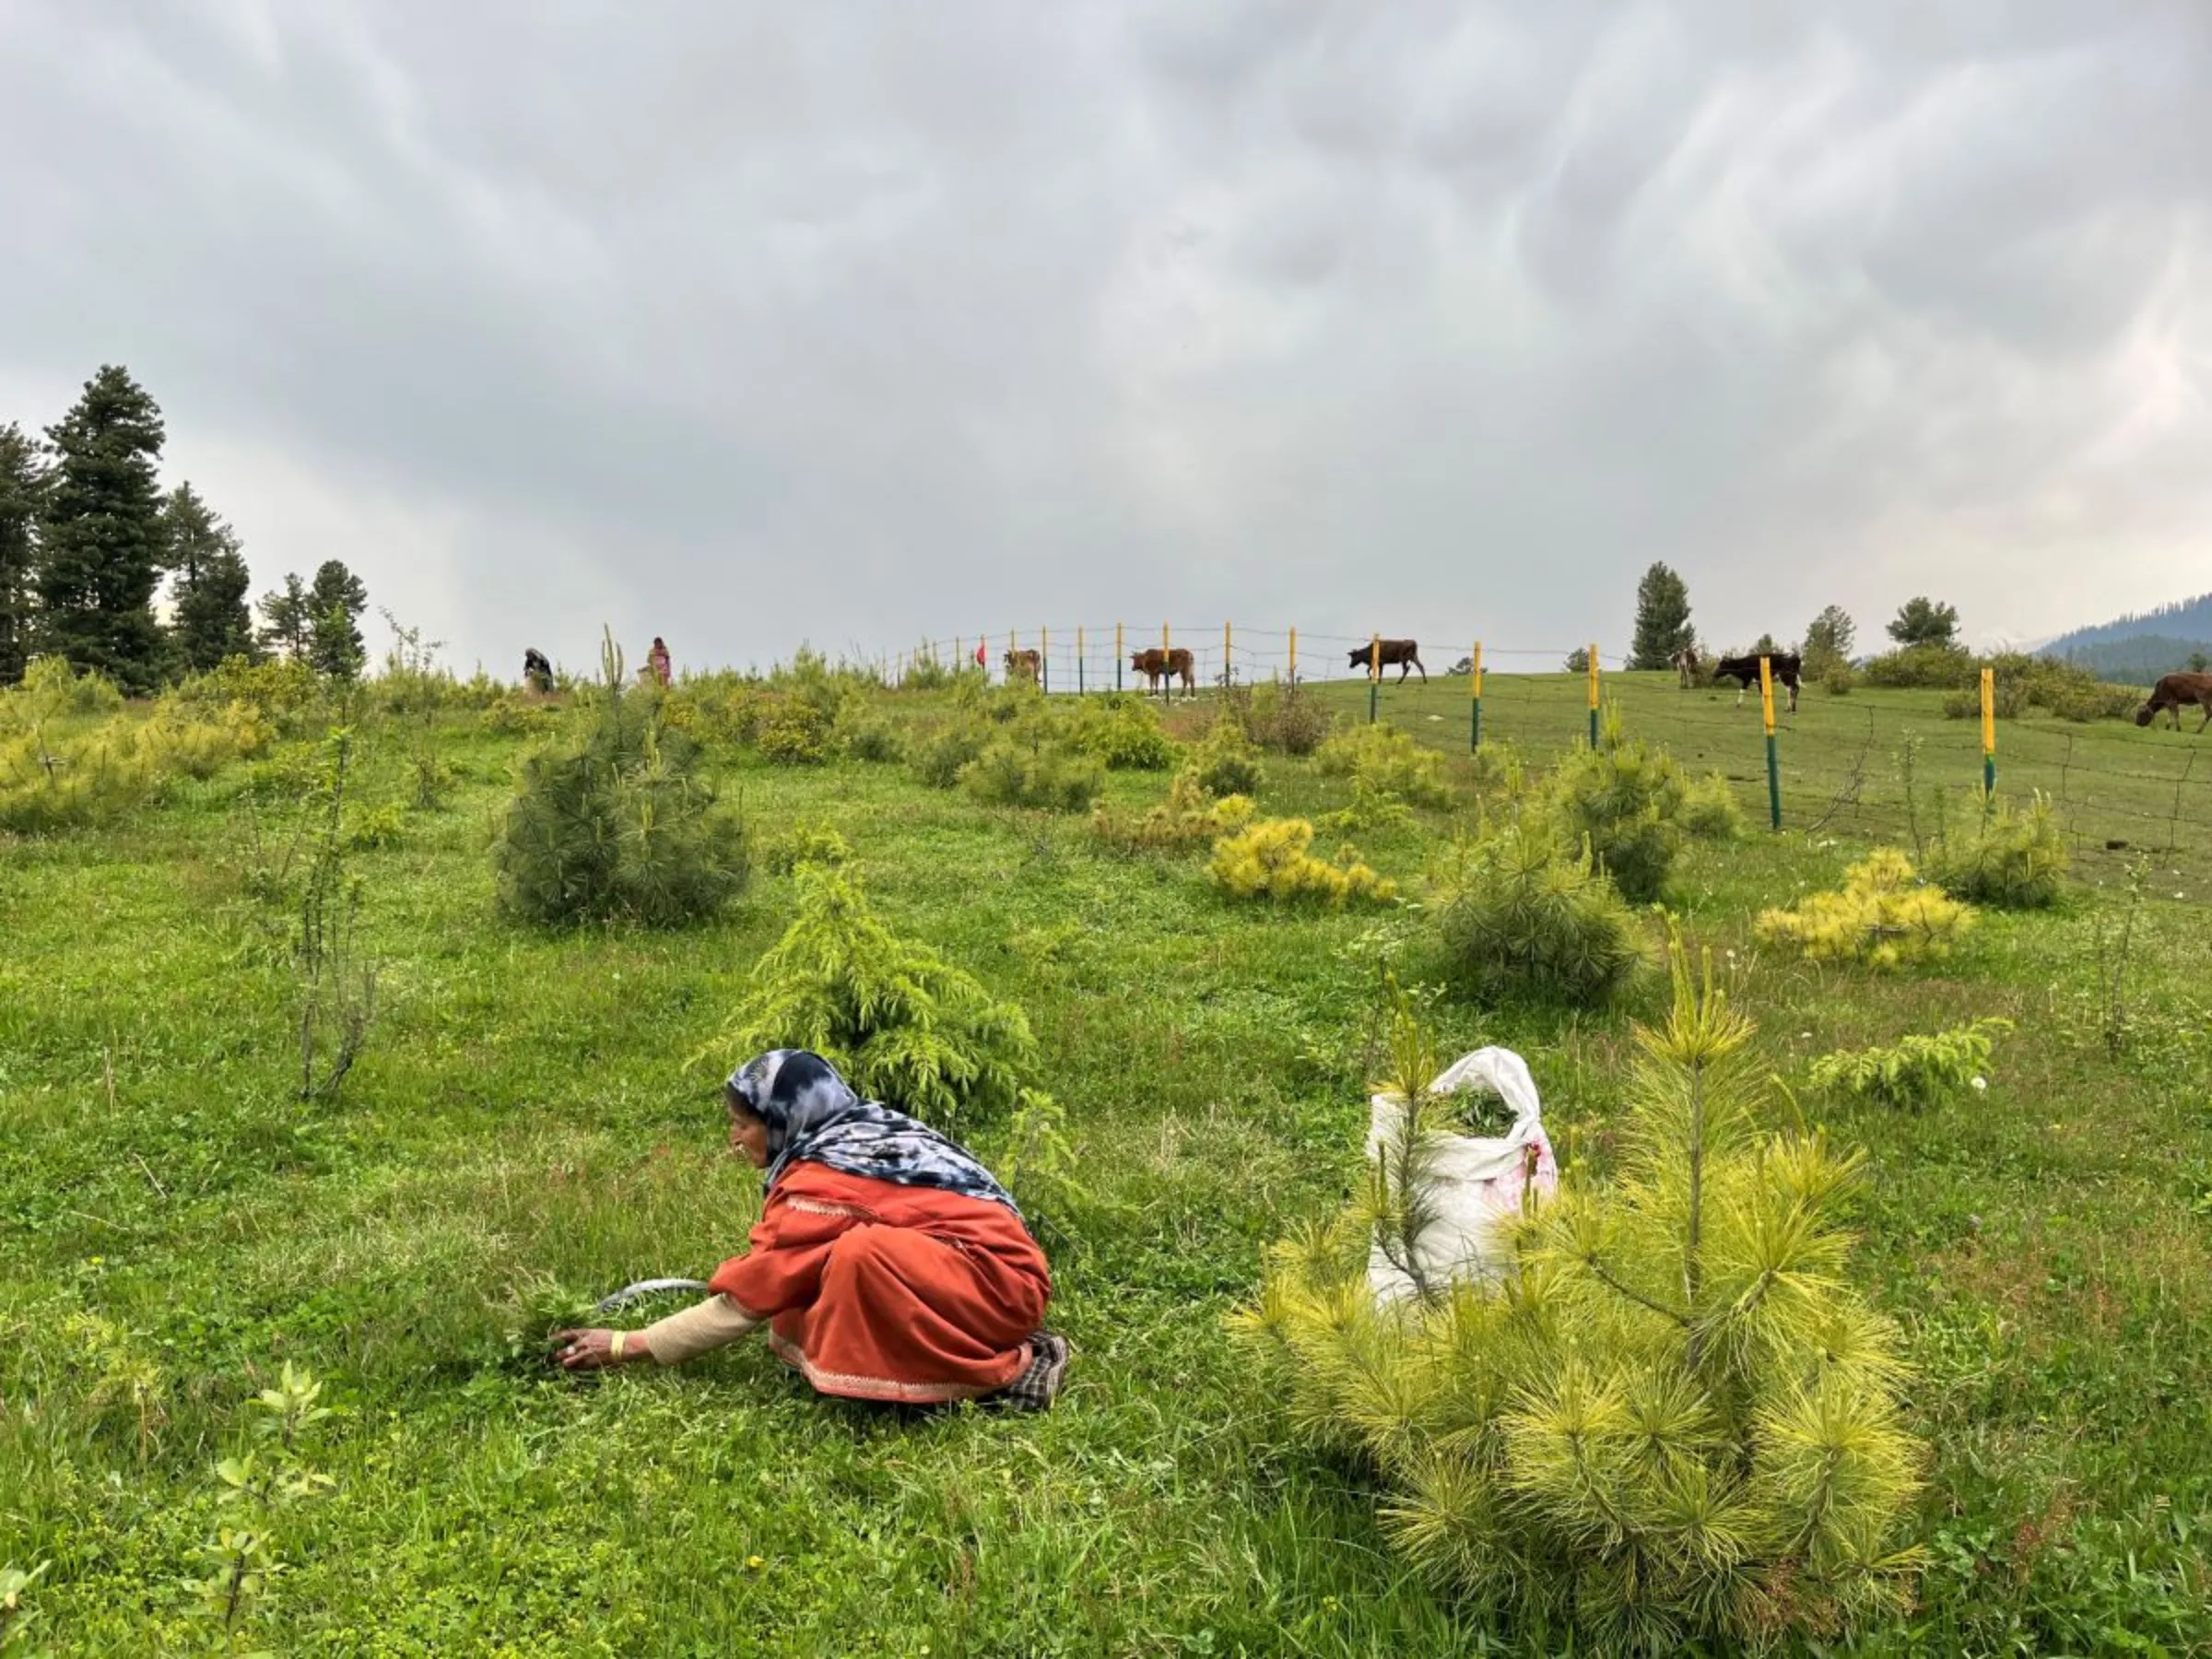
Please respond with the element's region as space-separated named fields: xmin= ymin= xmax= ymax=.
xmin=0 ymin=364 xmax=371 ymax=693
xmin=1627 ymin=559 xmax=1959 ymax=675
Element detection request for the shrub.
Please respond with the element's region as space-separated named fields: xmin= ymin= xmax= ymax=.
xmin=493 ymin=633 xmax=747 ymax=927
xmin=759 ymin=822 xmax=853 ymax=877
xmin=754 ymin=693 xmax=833 ymax=765
xmin=172 ymin=654 xmax=321 ymax=726
xmin=1092 ymin=769 xmax=1255 ymax=853
xmin=1315 ymin=724 xmax=1453 ymax=810
xmin=1822 ymin=660 xmax=1856 ymax=696
xmin=1190 ymin=717 xmax=1264 ymax=797
xmin=1755 ymin=848 xmax=1973 ymax=969
xmin=1 ymin=655 xmax=124 ymax=725
xmin=1861 ymin=643 xmax=1973 ymax=689
xmin=345 ymin=800 xmax=408 ymax=851
xmin=1677 ymin=771 xmax=1743 ymax=841
xmin=1537 ymin=724 xmax=1688 ymax=902
xmin=1207 ymin=818 xmax=1394 ymax=906
xmin=1431 ymin=818 xmax=1643 ymax=1005
xmin=1235 ymin=938 xmax=1924 ymax=1653
xmin=1810 ymin=1018 xmax=2012 ymax=1110
xmin=484 ymin=691 xmax=559 ymax=737
xmin=1062 ymin=694 xmax=1178 ymax=771
xmin=1926 ymin=790 xmax=2067 ymax=908
xmin=959 ymin=735 xmax=1104 ymax=812
xmin=0 ymin=681 xmax=273 ymax=833
xmin=1226 ymin=681 xmax=1332 ymax=756
xmin=909 ymin=720 xmax=990 ymax=790
xmin=830 ymin=696 xmax=902 ymax=763
xmin=1939 ymin=654 xmax=2139 ymax=724
xmin=707 ymin=862 xmax=1043 ymax=1135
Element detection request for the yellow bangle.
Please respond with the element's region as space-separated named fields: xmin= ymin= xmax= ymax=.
xmin=608 ymin=1331 xmax=628 ymax=1362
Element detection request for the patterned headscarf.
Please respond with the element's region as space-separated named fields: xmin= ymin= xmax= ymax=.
xmin=726 ymin=1049 xmax=1018 ymax=1214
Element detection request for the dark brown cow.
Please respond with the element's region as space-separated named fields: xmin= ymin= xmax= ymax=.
xmin=1712 ymin=652 xmax=1802 ymax=714
xmin=1347 ymin=639 xmax=1427 ymax=683
xmin=1004 ymin=648 xmax=1041 ymax=683
xmin=2136 ymin=672 xmax=2212 ymax=732
xmin=1129 ymin=646 xmax=1196 ymax=697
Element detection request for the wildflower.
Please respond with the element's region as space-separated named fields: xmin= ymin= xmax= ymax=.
xmin=1971 ymin=1076 xmax=1987 ymax=1092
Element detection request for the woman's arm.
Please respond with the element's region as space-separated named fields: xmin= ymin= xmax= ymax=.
xmin=551 ymin=1297 xmax=759 ymax=1371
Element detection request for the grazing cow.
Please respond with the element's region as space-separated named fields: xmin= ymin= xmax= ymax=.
xmin=1673 ymin=646 xmax=1700 ymax=689
xmin=1712 ymin=652 xmax=1803 ymax=714
xmin=2136 ymin=672 xmax=2212 ymax=732
xmin=1128 ymin=646 xmax=1196 ymax=698
xmin=522 ymin=647 xmax=553 ymax=694
xmin=1004 ymin=648 xmax=1041 ymax=684
xmin=1347 ymin=639 xmax=1427 ymax=683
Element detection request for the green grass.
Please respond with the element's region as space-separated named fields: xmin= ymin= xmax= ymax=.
xmin=2 ymin=676 xmax=2209 ymax=1654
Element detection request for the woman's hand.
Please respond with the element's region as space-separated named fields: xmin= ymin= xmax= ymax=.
xmin=550 ymin=1328 xmax=643 ymax=1371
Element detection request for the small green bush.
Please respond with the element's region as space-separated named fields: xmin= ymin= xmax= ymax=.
xmin=759 ymin=822 xmax=853 ymax=876
xmin=1810 ymin=1018 xmax=2011 ymax=1110
xmin=493 ymin=634 xmax=747 ymax=927
xmin=1190 ymin=717 xmax=1264 ymax=797
xmin=708 ymin=863 xmax=1044 ymax=1135
xmin=910 ymin=721 xmax=990 ymax=789
xmin=346 ymin=801 xmax=408 ymax=851
xmin=1677 ymin=771 xmax=1744 ymax=841
xmin=1315 ymin=724 xmax=1453 ymax=810
xmin=830 ymin=696 xmax=902 ymax=763
xmin=959 ymin=735 xmax=1104 ymax=812
xmin=1062 ymin=694 xmax=1178 ymax=771
xmin=1093 ymin=769 xmax=1255 ymax=853
xmin=1862 ymin=644 xmax=1974 ymax=689
xmin=1226 ymin=682 xmax=1332 ymax=756
xmin=1207 ymin=818 xmax=1394 ymax=906
xmin=1823 ymin=660 xmax=1856 ymax=696
xmin=1432 ymin=818 xmax=1643 ymax=1005
xmin=755 ymin=693 xmax=833 ymax=765
xmin=1538 ymin=725 xmax=1688 ymax=902
xmin=1927 ymin=790 xmax=2068 ymax=908
xmin=1756 ymin=848 xmax=1972 ymax=969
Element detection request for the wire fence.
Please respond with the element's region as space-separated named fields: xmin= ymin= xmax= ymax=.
xmin=887 ymin=625 xmax=2210 ymax=901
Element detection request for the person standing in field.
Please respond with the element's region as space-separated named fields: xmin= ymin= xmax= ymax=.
xmin=647 ymin=636 xmax=673 ymax=687
xmin=551 ymin=1050 xmax=1072 ymax=1410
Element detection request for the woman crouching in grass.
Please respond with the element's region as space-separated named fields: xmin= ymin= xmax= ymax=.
xmin=554 ymin=1049 xmax=1071 ymax=1410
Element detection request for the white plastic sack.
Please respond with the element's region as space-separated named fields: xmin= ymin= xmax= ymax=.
xmin=1366 ymin=1047 xmax=1558 ymax=1303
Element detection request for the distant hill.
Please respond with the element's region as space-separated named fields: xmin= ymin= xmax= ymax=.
xmin=2042 ymin=593 xmax=2212 ymax=684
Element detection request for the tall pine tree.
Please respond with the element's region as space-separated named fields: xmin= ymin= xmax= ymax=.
xmin=1627 ymin=560 xmax=1695 ymax=669
xmin=163 ymin=482 xmax=259 ymax=673
xmin=35 ymin=366 xmax=169 ymax=694
xmin=258 ymin=573 xmax=312 ymax=660
xmin=0 ymin=421 xmax=45 ymax=685
xmin=307 ymin=559 xmax=369 ymax=679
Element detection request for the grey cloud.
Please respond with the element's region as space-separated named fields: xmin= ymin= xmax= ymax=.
xmin=3 ymin=0 xmax=2208 ymax=673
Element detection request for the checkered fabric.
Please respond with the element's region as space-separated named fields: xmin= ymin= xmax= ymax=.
xmin=995 ymin=1332 xmax=1071 ymax=1413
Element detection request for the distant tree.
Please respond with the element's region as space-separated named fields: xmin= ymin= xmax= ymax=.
xmin=258 ymin=573 xmax=312 ymax=660
xmin=1888 ymin=596 xmax=1960 ymax=649
xmin=1564 ymin=646 xmax=1592 ymax=673
xmin=2191 ymin=650 xmax=2210 ymax=674
xmin=0 ymin=421 xmax=45 ymax=684
xmin=33 ymin=366 xmax=169 ymax=693
xmin=307 ymin=559 xmax=369 ymax=679
xmin=162 ymin=483 xmax=259 ymax=673
xmin=1802 ymin=604 xmax=1857 ymax=672
xmin=1747 ymin=631 xmax=1787 ymax=659
xmin=1628 ymin=562 xmax=1696 ymax=670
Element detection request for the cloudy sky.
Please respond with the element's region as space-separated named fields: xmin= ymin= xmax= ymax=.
xmin=4 ymin=1 xmax=2208 ymax=675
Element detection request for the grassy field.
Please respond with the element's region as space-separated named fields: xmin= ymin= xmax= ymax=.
xmin=4 ymin=670 xmax=2209 ymax=1654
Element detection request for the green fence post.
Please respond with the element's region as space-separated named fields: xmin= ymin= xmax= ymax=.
xmin=1760 ymin=656 xmax=1782 ymax=830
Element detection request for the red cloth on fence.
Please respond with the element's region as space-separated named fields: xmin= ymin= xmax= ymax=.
xmin=707 ymin=1163 xmax=1048 ymax=1403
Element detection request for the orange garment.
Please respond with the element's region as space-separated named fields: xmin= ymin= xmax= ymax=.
xmin=708 ymin=1163 xmax=1049 ymax=1404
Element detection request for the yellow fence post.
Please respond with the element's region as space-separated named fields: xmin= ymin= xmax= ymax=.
xmin=1041 ymin=626 xmax=1049 ymax=693
xmin=1368 ymin=632 xmax=1381 ymax=724
xmin=1760 ymin=656 xmax=1782 ymax=830
xmin=1077 ymin=626 xmax=1085 ymax=695
xmin=1587 ymin=642 xmax=1601 ymax=746
xmin=1470 ymin=640 xmax=1483 ymax=751
xmin=1223 ymin=620 xmax=1232 ymax=691
xmin=1115 ymin=621 xmax=1124 ymax=692
xmin=1288 ymin=625 xmax=1297 ymax=686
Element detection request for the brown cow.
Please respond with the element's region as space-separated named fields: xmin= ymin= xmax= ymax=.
xmin=1129 ymin=646 xmax=1196 ymax=698
xmin=1347 ymin=639 xmax=1427 ymax=683
xmin=1673 ymin=646 xmax=1700 ymax=689
xmin=2136 ymin=672 xmax=2212 ymax=732
xmin=1004 ymin=648 xmax=1041 ymax=684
